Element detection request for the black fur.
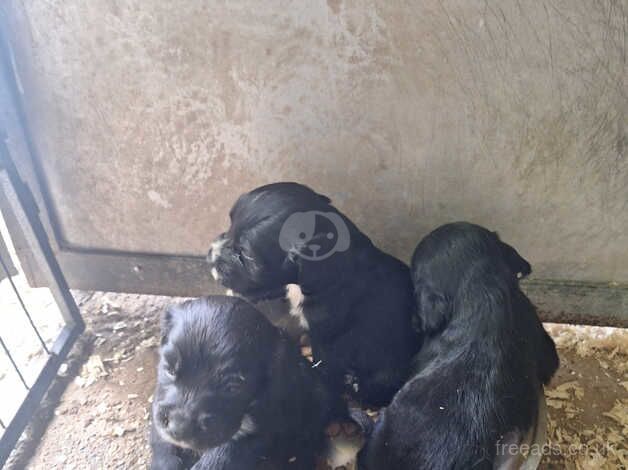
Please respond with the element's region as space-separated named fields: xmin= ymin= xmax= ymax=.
xmin=358 ymin=222 xmax=559 ymax=470
xmin=207 ymin=182 xmax=421 ymax=407
xmin=150 ymin=296 xmax=343 ymax=470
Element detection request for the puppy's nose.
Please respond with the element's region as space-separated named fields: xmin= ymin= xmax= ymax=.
xmin=198 ymin=412 xmax=215 ymax=431
xmin=207 ymin=237 xmax=227 ymax=263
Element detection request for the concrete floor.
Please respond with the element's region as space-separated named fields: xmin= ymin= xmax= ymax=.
xmin=4 ymin=292 xmax=627 ymax=470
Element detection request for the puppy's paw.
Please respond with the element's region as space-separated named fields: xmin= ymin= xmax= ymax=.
xmin=326 ymin=430 xmax=364 ymax=470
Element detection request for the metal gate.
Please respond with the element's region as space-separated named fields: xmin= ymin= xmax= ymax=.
xmin=0 ymin=137 xmax=84 ymax=467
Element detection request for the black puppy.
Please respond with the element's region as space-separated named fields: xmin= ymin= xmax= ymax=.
xmin=206 ymin=182 xmax=421 ymax=407
xmin=358 ymin=222 xmax=559 ymax=470
xmin=150 ymin=296 xmax=343 ymax=470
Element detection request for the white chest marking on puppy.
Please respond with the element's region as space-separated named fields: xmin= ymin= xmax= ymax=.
xmin=210 ymin=238 xmax=227 ymax=263
xmin=286 ymin=284 xmax=309 ymax=330
xmin=233 ymin=414 xmax=256 ymax=440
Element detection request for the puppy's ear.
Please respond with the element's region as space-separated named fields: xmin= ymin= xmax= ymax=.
xmin=324 ymin=212 xmax=350 ymax=252
xmin=291 ymin=254 xmax=338 ymax=293
xmin=500 ymin=241 xmax=532 ymax=279
xmin=160 ymin=307 xmax=176 ymax=345
xmin=415 ymin=282 xmax=452 ymax=335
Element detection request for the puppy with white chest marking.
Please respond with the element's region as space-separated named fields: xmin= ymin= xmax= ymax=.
xmin=207 ymin=182 xmax=421 ymax=407
xmin=357 ymin=222 xmax=559 ymax=470
xmin=150 ymin=296 xmax=345 ymax=470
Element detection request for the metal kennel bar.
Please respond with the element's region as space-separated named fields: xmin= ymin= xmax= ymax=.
xmin=0 ymin=334 xmax=29 ymax=390
xmin=0 ymin=252 xmax=49 ymax=355
xmin=0 ymin=138 xmax=85 ymax=467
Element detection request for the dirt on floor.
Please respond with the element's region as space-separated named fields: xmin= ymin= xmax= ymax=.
xmin=4 ymin=292 xmax=628 ymax=470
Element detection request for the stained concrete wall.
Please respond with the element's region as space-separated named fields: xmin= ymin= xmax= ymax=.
xmin=4 ymin=0 xmax=628 ymax=284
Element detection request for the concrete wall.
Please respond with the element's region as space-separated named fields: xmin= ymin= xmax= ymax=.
xmin=5 ymin=0 xmax=628 ymax=284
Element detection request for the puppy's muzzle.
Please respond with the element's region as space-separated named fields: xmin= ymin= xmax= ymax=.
xmin=158 ymin=406 xmax=215 ymax=446
xmin=207 ymin=237 xmax=229 ymax=281
xmin=158 ymin=406 xmax=191 ymax=441
xmin=207 ymin=237 xmax=227 ymax=264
